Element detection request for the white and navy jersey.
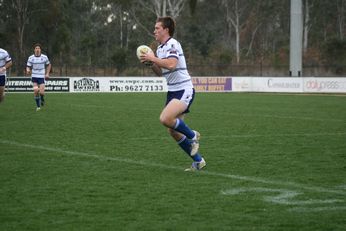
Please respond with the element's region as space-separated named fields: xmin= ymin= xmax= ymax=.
xmin=27 ymin=54 xmax=50 ymax=78
xmin=0 ymin=48 xmax=12 ymax=76
xmin=156 ymin=37 xmax=193 ymax=91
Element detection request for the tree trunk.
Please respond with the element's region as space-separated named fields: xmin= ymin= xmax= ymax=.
xmin=303 ymin=0 xmax=311 ymax=54
xmin=337 ymin=0 xmax=345 ymax=40
xmin=12 ymin=0 xmax=29 ymax=75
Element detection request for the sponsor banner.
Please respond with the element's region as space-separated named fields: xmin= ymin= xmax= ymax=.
xmin=6 ymin=78 xmax=32 ymax=92
xmin=303 ymin=78 xmax=346 ymax=93
xmin=70 ymin=77 xmax=167 ymax=93
xmin=252 ymin=77 xmax=303 ymax=92
xmin=6 ymin=77 xmax=69 ymax=92
xmin=72 ymin=77 xmax=102 ymax=92
xmin=45 ymin=79 xmax=70 ymax=92
xmin=192 ymin=77 xmax=232 ymax=92
xmin=6 ymin=76 xmax=346 ymax=93
xmin=232 ymin=77 xmax=252 ymax=92
xmin=109 ymin=77 xmax=167 ymax=92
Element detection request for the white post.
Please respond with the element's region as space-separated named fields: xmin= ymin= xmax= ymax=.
xmin=290 ymin=0 xmax=303 ymax=77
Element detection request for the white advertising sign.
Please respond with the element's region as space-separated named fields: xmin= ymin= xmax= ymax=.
xmin=251 ymin=77 xmax=303 ymax=92
xmin=70 ymin=77 xmax=167 ymax=93
xmin=232 ymin=77 xmax=252 ymax=92
xmin=303 ymin=78 xmax=346 ymax=93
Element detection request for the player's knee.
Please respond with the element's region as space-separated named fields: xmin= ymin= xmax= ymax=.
xmin=159 ymin=114 xmax=174 ymax=127
xmin=159 ymin=114 xmax=168 ymax=126
xmin=33 ymin=86 xmax=39 ymax=93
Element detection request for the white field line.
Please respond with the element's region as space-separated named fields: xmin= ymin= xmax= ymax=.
xmin=221 ymin=187 xmax=343 ymax=205
xmin=1 ymin=139 xmax=346 ymax=196
xmin=221 ymin=187 xmax=345 ymax=212
xmin=288 ymin=206 xmax=346 ymax=212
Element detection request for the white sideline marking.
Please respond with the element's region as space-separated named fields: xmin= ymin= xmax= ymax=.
xmin=221 ymin=187 xmax=343 ymax=205
xmin=336 ymin=184 xmax=346 ymax=190
xmin=288 ymin=206 xmax=346 ymax=212
xmin=1 ymin=139 xmax=346 ymax=196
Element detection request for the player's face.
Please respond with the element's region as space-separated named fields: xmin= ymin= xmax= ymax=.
xmin=34 ymin=46 xmax=41 ymax=56
xmin=154 ymin=22 xmax=168 ymax=43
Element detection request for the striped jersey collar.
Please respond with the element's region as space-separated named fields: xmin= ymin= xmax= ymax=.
xmin=159 ymin=37 xmax=172 ymax=48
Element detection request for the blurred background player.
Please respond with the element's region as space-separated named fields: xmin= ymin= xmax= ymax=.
xmin=140 ymin=16 xmax=206 ymax=171
xmin=26 ymin=43 xmax=51 ymax=111
xmin=0 ymin=48 xmax=12 ymax=103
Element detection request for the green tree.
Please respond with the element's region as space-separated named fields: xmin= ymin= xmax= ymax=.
xmin=322 ymin=38 xmax=346 ymax=74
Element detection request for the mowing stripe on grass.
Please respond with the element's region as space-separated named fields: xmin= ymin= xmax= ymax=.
xmin=56 ymin=103 xmax=345 ymax=123
xmin=1 ymin=139 xmax=345 ymax=196
xmin=128 ymin=132 xmax=346 ymax=141
xmin=194 ymin=111 xmax=346 ymax=123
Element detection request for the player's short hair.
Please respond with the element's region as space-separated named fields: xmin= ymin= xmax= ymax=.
xmin=157 ymin=16 xmax=176 ymax=37
xmin=33 ymin=43 xmax=42 ymax=49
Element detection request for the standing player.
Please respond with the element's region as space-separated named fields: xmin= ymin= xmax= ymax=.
xmin=0 ymin=48 xmax=12 ymax=103
xmin=140 ymin=16 xmax=206 ymax=171
xmin=26 ymin=43 xmax=51 ymax=111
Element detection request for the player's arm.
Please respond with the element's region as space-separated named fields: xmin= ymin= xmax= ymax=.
xmin=151 ymin=63 xmax=162 ymax=76
xmin=142 ymin=52 xmax=178 ymax=71
xmin=45 ymin=63 xmax=52 ymax=78
xmin=4 ymin=60 xmax=12 ymax=69
xmin=26 ymin=65 xmax=32 ymax=75
xmin=0 ymin=61 xmax=11 ymax=73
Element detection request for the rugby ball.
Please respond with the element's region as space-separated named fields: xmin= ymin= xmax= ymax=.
xmin=136 ymin=45 xmax=153 ymax=66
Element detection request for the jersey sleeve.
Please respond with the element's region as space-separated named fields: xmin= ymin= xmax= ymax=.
xmin=45 ymin=57 xmax=50 ymax=65
xmin=166 ymin=42 xmax=179 ymax=59
xmin=26 ymin=57 xmax=32 ymax=67
xmin=5 ymin=51 xmax=11 ymax=62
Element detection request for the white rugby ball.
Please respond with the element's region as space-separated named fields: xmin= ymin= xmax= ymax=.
xmin=136 ymin=45 xmax=153 ymax=62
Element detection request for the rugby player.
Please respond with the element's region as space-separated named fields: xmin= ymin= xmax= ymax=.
xmin=26 ymin=43 xmax=51 ymax=111
xmin=140 ymin=16 xmax=206 ymax=171
xmin=0 ymin=48 xmax=12 ymax=103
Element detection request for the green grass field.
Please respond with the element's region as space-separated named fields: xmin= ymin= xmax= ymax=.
xmin=0 ymin=92 xmax=345 ymax=230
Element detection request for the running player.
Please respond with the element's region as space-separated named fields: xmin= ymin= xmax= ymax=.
xmin=26 ymin=43 xmax=51 ymax=111
xmin=140 ymin=16 xmax=206 ymax=171
xmin=0 ymin=48 xmax=12 ymax=103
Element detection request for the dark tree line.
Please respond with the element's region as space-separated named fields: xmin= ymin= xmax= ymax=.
xmin=0 ymin=0 xmax=345 ymax=76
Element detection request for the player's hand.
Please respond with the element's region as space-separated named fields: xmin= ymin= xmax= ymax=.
xmin=140 ymin=53 xmax=154 ymax=66
xmin=45 ymin=75 xmax=49 ymax=80
xmin=141 ymin=52 xmax=155 ymax=62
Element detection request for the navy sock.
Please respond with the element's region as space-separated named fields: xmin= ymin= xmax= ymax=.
xmin=174 ymin=119 xmax=195 ymax=139
xmin=34 ymin=96 xmax=40 ymax=107
xmin=40 ymin=94 xmax=44 ymax=102
xmin=177 ymin=136 xmax=202 ymax=162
